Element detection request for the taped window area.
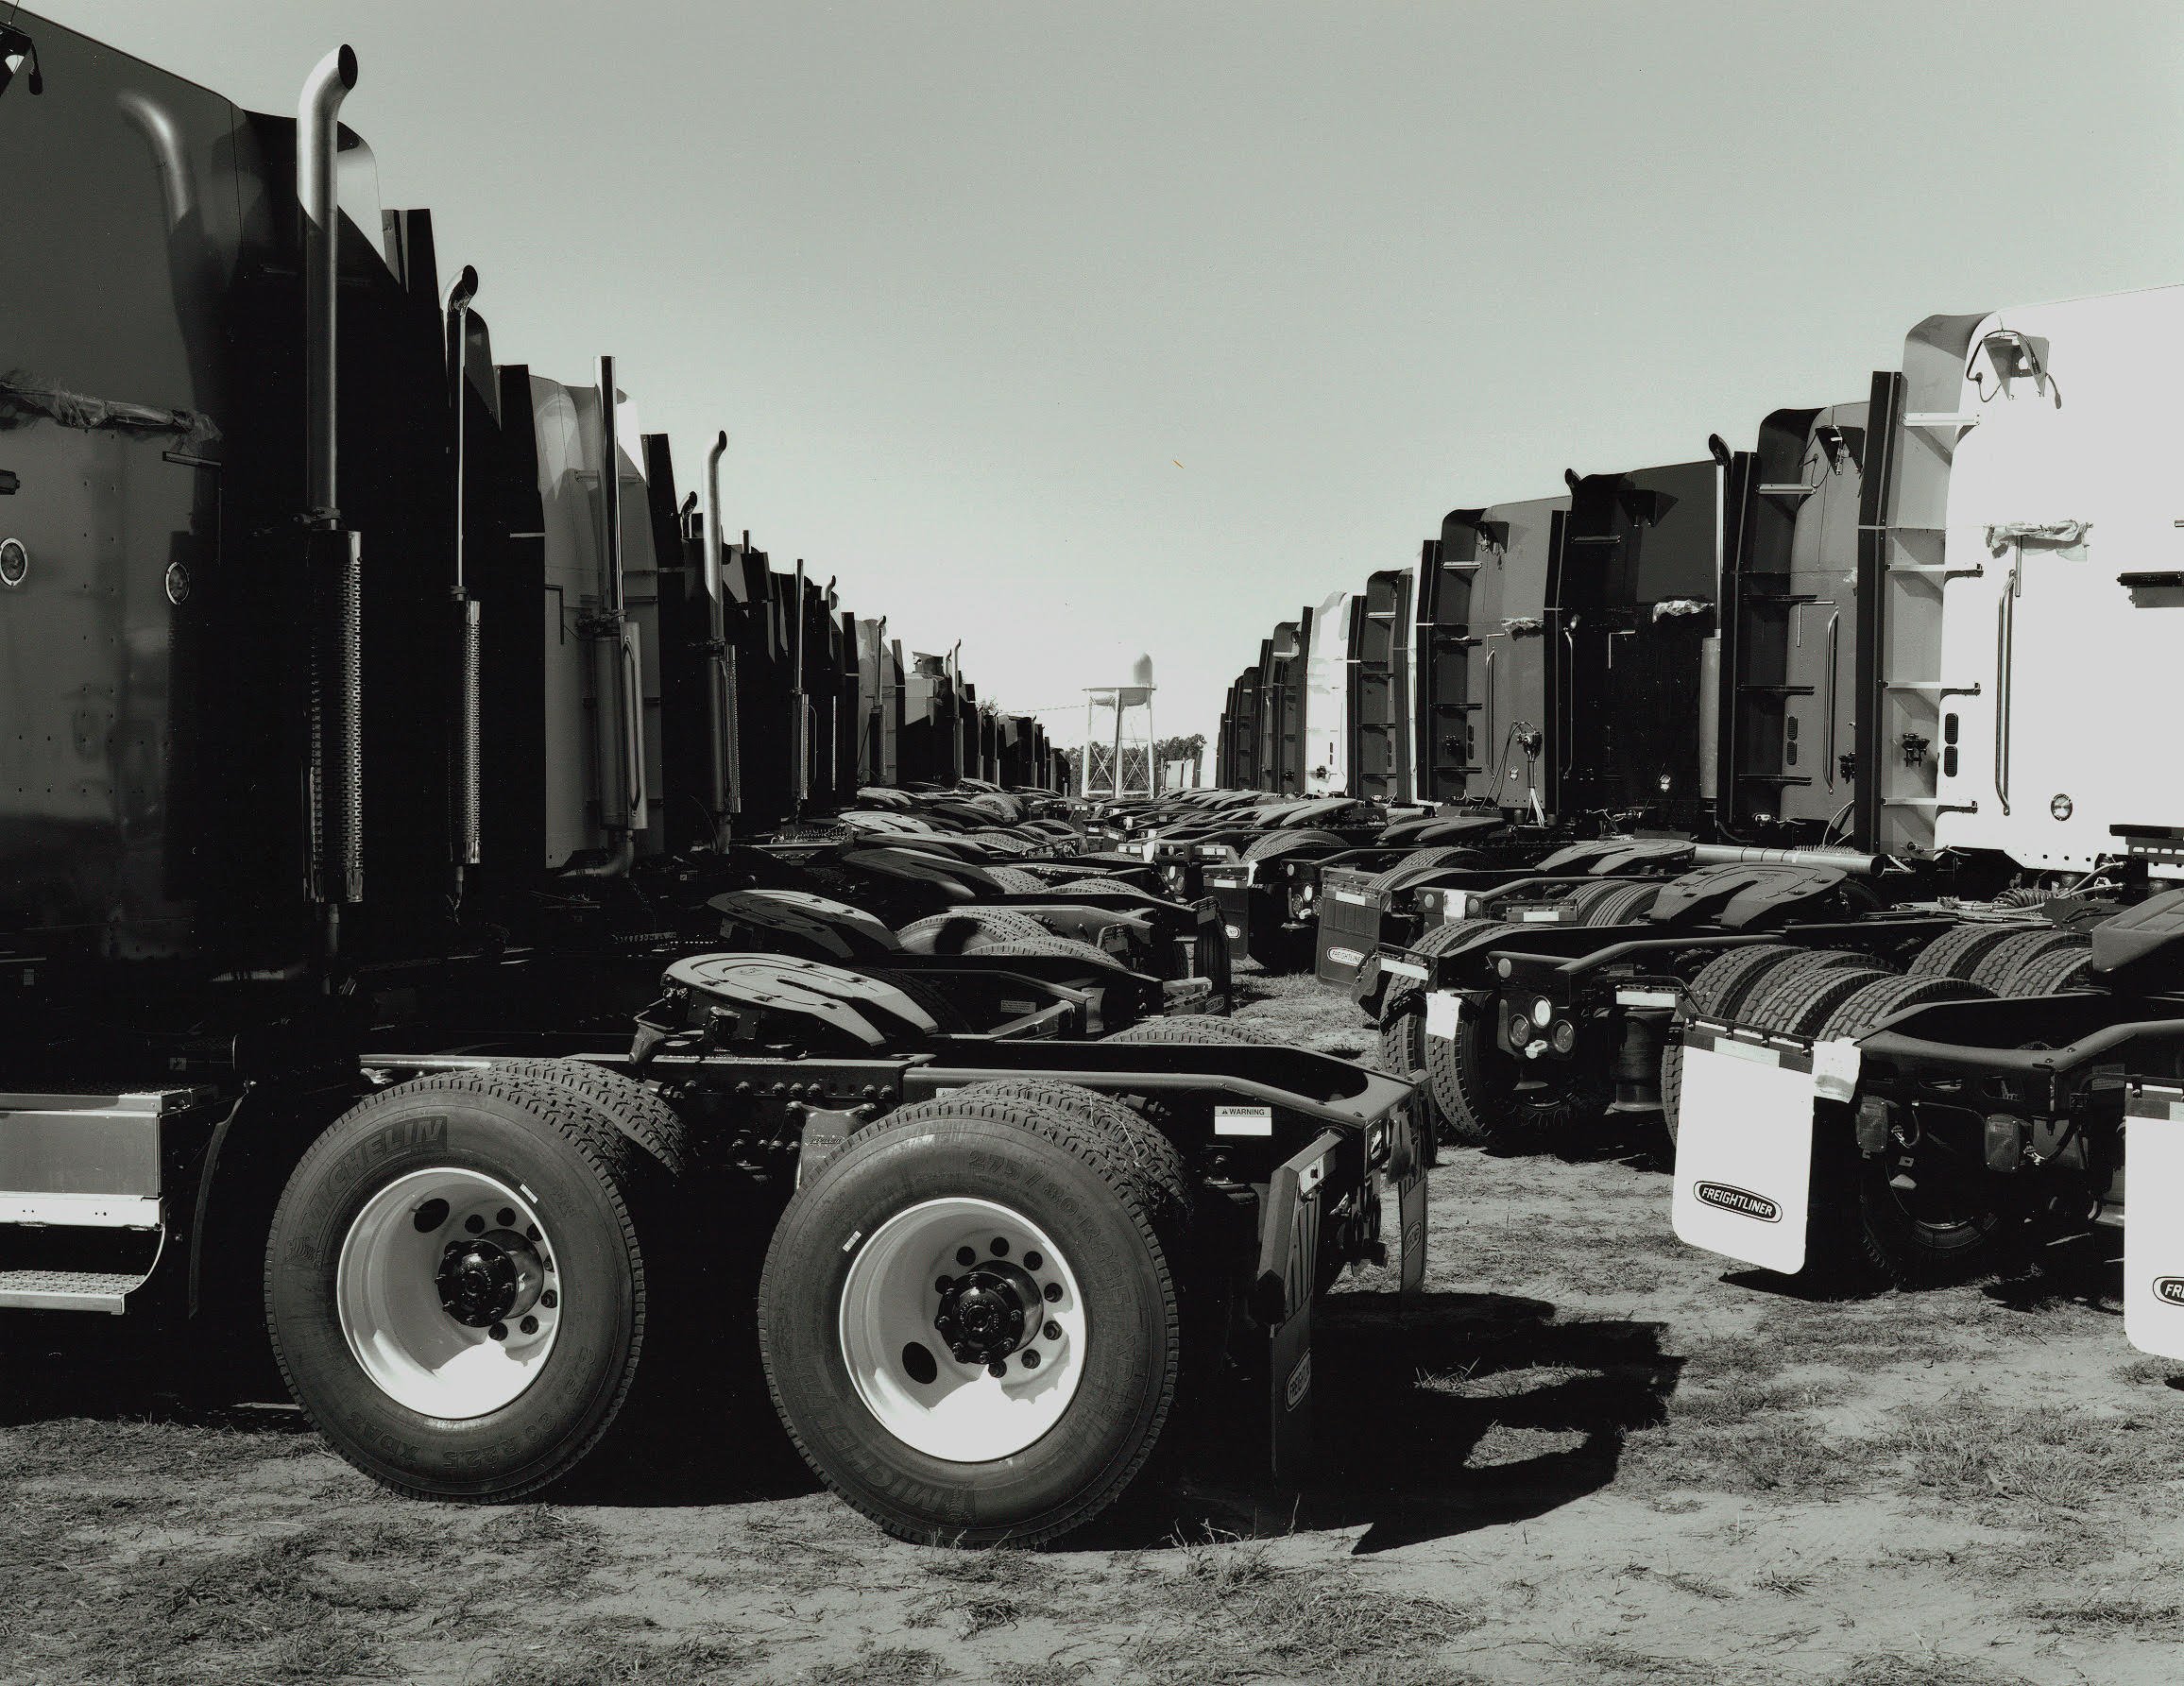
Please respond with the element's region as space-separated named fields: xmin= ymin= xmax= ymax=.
xmin=0 ymin=372 xmax=220 ymax=450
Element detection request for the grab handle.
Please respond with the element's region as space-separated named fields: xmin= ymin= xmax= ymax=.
xmin=1559 ymin=621 xmax=1578 ymax=775
xmin=1482 ymin=645 xmax=1497 ymax=786
xmin=1823 ymin=612 xmax=1839 ymax=788
xmin=1994 ymin=563 xmax=2017 ymax=815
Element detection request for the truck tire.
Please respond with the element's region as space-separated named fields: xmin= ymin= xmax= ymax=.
xmin=1659 ymin=945 xmax=1805 ymax=1142
xmin=1806 ymin=973 xmax=2007 ymax=1289
xmin=1425 ymin=1004 xmax=1610 ymax=1151
xmin=1749 ymin=964 xmax=1896 ymax=1038
xmin=264 ymin=1066 xmax=684 ymax=1501
xmin=1998 ymin=939 xmax=2095 ymax=998
xmin=1905 ymin=922 xmax=2024 ymax=981
xmin=1373 ymin=918 xmax=1519 ymax=1157
xmin=1736 ymin=950 xmax=1873 ymax=1033
xmin=1103 ymin=1015 xmax=1276 ymax=1046
xmin=1242 ymin=829 xmax=1341 ymax=863
xmin=486 ymin=1059 xmax=691 ymax=1177
xmin=1816 ymin=973 xmax=1991 ymax=1042
xmin=897 ymin=909 xmax=1051 ymax=951
xmin=759 ymin=1092 xmax=1184 ymax=1544
xmin=1582 ymin=879 xmax=1664 ymax=928
xmin=1967 ymin=928 xmax=2083 ymax=995
xmin=1364 ymin=846 xmax=1474 ymax=893
xmin=969 ymin=934 xmax=1130 ymax=971
xmin=1047 ymin=877 xmax=1167 ymax=902
xmin=1557 ymin=878 xmax=1637 ymax=925
xmin=916 ymin=1081 xmax=1192 ymax=1237
xmin=860 ymin=970 xmax=977 ymax=1035
xmin=985 ymin=866 xmax=1049 ymax=894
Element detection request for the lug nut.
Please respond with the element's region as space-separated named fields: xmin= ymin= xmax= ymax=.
xmin=1044 ymin=1320 xmax=1062 ymax=1341
xmin=519 ymin=1315 xmax=538 ymax=1335
xmin=987 ymin=1362 xmax=1008 ymax=1379
xmin=488 ymin=1323 xmax=508 ymax=1341
xmin=540 ymin=1290 xmax=557 ymax=1309
xmin=1021 ymin=1350 xmax=1041 ymax=1370
xmin=1043 ymin=1283 xmax=1063 ymax=1303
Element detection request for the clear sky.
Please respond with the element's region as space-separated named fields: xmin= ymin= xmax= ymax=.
xmin=33 ymin=1 xmax=2184 ymax=755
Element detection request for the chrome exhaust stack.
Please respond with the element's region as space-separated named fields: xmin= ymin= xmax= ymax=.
xmin=299 ymin=45 xmax=363 ymax=945
xmin=565 ymin=356 xmax=645 ymax=877
xmin=703 ymin=430 xmax=741 ymax=838
xmin=300 ymin=45 xmax=356 ymax=526
xmin=791 ymin=558 xmax=808 ymax=815
xmin=443 ymin=265 xmax=482 ymax=898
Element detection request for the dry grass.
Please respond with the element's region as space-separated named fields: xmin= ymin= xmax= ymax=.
xmin=1233 ymin=966 xmax=1378 ymax=1059
xmin=1119 ymin=1532 xmax=1482 ymax=1685
xmin=486 ymin=1617 xmax=764 ymax=1686
xmin=781 ymin=1646 xmax=952 ymax=1685
xmin=1820 ymin=1657 xmax=2038 ymax=1686
xmin=9 ymin=974 xmax=2184 ymax=1684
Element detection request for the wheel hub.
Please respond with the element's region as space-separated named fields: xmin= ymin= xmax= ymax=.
xmin=437 ymin=1229 xmax=545 ymax=1327
xmin=932 ymin=1255 xmax=1040 ymax=1364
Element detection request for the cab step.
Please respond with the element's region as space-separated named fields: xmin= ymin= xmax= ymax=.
xmin=0 ymin=1268 xmax=151 ymax=1313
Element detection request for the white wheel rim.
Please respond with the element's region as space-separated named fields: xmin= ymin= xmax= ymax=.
xmin=335 ymin=1167 xmax=563 ymax=1420
xmin=838 ymin=1197 xmax=1087 ymax=1462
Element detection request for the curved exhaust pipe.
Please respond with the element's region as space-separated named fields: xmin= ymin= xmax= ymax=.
xmin=300 ymin=44 xmax=357 ymax=525
xmin=703 ymin=429 xmax=740 ymax=836
xmin=444 ymin=266 xmax=482 ymax=895
xmin=299 ymin=45 xmax=362 ymax=952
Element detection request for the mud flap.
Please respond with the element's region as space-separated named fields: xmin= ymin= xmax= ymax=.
xmin=1254 ymin=1129 xmax=1342 ymax=1481
xmin=1378 ymin=1104 xmax=1429 ymax=1293
xmin=1670 ymin=1029 xmax=1819 ymax=1274
xmin=2124 ymin=1085 xmax=2184 ymax=1358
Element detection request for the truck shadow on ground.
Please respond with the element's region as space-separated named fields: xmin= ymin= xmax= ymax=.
xmin=1075 ymin=1288 xmax=1681 ymax=1554
xmin=1479 ymin=1115 xmax=1676 ymax=1172
xmin=1 ymin=1291 xmax=1680 ymax=1555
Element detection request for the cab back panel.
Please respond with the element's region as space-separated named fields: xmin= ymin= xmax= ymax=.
xmin=1471 ymin=496 xmax=1566 ymax=813
xmin=1355 ymin=568 xmax=1412 ymax=803
xmin=1417 ymin=524 xmax=1481 ymax=804
xmin=1304 ymin=590 xmax=1356 ymax=796
xmin=1930 ymin=289 xmax=2184 ymax=875
xmin=1549 ymin=461 xmax=1722 ymax=823
xmin=1724 ymin=404 xmax=1867 ymax=835
xmin=3 ymin=27 xmax=254 ymax=966
xmin=1859 ymin=313 xmax=1989 ymax=856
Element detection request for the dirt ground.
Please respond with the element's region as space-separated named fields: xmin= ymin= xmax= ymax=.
xmin=8 ymin=970 xmax=2184 ymax=1686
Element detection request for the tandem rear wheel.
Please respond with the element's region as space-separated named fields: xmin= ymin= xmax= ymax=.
xmin=756 ymin=1085 xmax=1191 ymax=1545
xmin=263 ymin=1064 xmax=689 ymax=1501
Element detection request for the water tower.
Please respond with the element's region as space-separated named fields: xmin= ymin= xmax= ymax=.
xmin=1083 ymin=653 xmax=1156 ymax=799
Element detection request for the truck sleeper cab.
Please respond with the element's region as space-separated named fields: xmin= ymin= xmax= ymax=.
xmin=1666 ymin=284 xmax=2184 ymax=1314
xmin=0 ymin=15 xmax=1427 ymax=1552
